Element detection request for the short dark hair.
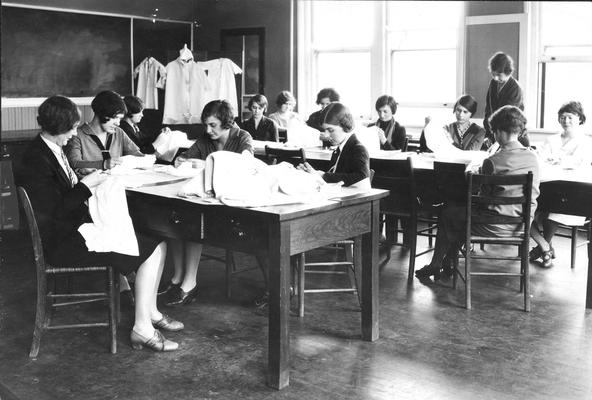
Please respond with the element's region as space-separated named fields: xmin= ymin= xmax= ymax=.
xmin=321 ymin=102 xmax=354 ymax=133
xmin=91 ymin=90 xmax=127 ymax=123
xmin=454 ymin=94 xmax=478 ymax=116
xmin=375 ymin=95 xmax=397 ymax=114
xmin=275 ymin=90 xmax=296 ymax=107
xmin=248 ymin=94 xmax=268 ymax=110
xmin=316 ymin=88 xmax=340 ymax=104
xmin=488 ymin=52 xmax=514 ymax=75
xmin=201 ymin=99 xmax=235 ymax=129
xmin=558 ymin=101 xmax=586 ymax=125
xmin=123 ymin=95 xmax=144 ymax=116
xmin=489 ymin=105 xmax=526 ymax=136
xmin=37 ymin=95 xmax=81 ymax=136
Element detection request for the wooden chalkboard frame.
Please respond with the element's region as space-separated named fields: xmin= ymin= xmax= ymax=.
xmin=1 ymin=4 xmax=193 ymax=107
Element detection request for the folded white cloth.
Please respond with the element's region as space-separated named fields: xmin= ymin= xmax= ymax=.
xmin=78 ymin=177 xmax=139 ymax=256
xmin=153 ymin=130 xmax=194 ymax=162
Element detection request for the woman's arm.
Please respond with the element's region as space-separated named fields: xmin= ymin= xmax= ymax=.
xmin=64 ymin=136 xmax=104 ymax=170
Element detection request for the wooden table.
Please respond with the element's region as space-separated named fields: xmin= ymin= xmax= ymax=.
xmin=126 ymin=180 xmax=388 ymax=389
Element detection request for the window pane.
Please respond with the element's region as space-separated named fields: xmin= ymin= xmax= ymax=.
xmin=392 ymin=50 xmax=457 ymax=104
xmin=389 ymin=28 xmax=457 ymax=50
xmin=541 ymin=62 xmax=592 ymax=132
xmin=312 ymin=1 xmax=374 ymax=48
xmin=541 ymin=3 xmax=592 ymax=48
xmin=396 ymin=106 xmax=455 ymax=135
xmin=315 ymin=52 xmax=371 ymax=119
xmin=388 ymin=1 xmax=462 ymax=30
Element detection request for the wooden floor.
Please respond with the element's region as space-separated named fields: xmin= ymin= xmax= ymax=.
xmin=1 ymin=229 xmax=591 ymax=400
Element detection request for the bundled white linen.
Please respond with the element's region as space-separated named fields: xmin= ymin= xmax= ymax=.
xmin=152 ymin=129 xmax=195 ymax=162
xmin=78 ymin=177 xmax=139 ymax=256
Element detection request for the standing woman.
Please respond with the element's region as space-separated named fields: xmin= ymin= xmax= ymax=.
xmin=163 ymin=100 xmax=254 ymax=306
xmin=368 ymin=95 xmax=407 ymax=150
xmin=120 ymin=95 xmax=156 ymax=154
xmin=306 ymin=88 xmax=340 ymax=132
xmin=65 ymin=90 xmax=144 ymax=174
xmin=529 ymin=101 xmax=592 ymax=268
xmin=483 ymin=52 xmax=525 ymax=147
xmin=268 ymin=90 xmax=302 ymax=129
xmin=18 ymin=96 xmax=183 ymax=351
xmin=240 ymin=94 xmax=279 ymax=142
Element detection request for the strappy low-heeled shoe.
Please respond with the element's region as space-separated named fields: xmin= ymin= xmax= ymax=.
xmin=415 ymin=265 xmax=441 ymax=281
xmin=540 ymin=250 xmax=554 ymax=268
xmin=130 ymin=330 xmax=179 ymax=351
xmin=151 ymin=314 xmax=184 ymax=332
xmin=529 ymin=246 xmax=543 ymax=261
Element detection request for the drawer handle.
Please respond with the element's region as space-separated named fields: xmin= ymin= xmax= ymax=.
xmin=560 ymin=196 xmax=568 ymax=204
xmin=171 ymin=211 xmax=182 ymax=224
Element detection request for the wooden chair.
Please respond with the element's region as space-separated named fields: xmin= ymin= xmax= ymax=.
xmin=461 ymin=172 xmax=533 ymax=311
xmin=264 ymin=145 xmax=306 ymax=166
xmin=555 ymin=220 xmax=591 ymax=269
xmin=371 ymin=157 xmax=438 ymax=282
xmin=17 ymin=187 xmax=119 ymax=358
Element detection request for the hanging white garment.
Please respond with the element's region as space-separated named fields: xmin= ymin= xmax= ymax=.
xmin=158 ymin=57 xmax=210 ymax=125
xmin=133 ymin=57 xmax=166 ymax=109
xmin=78 ymin=177 xmax=139 ymax=256
xmin=198 ymin=58 xmax=242 ymax=114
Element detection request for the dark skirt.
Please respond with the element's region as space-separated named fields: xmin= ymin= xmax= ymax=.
xmin=48 ymin=232 xmax=161 ymax=275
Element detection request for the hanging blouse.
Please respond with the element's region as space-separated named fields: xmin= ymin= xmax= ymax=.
xmin=198 ymin=58 xmax=242 ymax=114
xmin=133 ymin=57 xmax=166 ymax=110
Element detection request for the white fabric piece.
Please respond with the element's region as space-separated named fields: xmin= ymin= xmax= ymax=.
xmin=198 ymin=58 xmax=242 ymax=114
xmin=134 ymin=57 xmax=166 ymax=109
xmin=152 ymin=130 xmax=194 ymax=162
xmin=285 ymin=120 xmax=323 ymax=148
xmin=78 ymin=177 xmax=139 ymax=256
xmin=159 ymin=58 xmax=210 ymax=124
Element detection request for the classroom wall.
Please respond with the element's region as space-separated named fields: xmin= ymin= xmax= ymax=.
xmin=193 ymin=0 xmax=292 ymax=114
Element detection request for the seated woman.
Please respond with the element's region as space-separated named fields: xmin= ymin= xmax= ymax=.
xmin=368 ymin=95 xmax=407 ymax=150
xmin=415 ymin=105 xmax=540 ymax=281
xmin=268 ymin=90 xmax=302 ymax=129
xmin=65 ymin=90 xmax=145 ymax=174
xmin=161 ymin=100 xmax=254 ymax=306
xmin=419 ymin=94 xmax=486 ymax=152
xmin=297 ymin=102 xmax=370 ymax=187
xmin=17 ymin=96 xmax=183 ymax=351
xmin=530 ymin=101 xmax=592 ymax=268
xmin=120 ymin=95 xmax=156 ymax=154
xmin=306 ymin=88 xmax=340 ymax=132
xmin=239 ymin=94 xmax=279 ymax=142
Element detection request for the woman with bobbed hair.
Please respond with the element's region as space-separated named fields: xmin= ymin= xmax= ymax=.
xmin=120 ymin=95 xmax=156 ymax=154
xmin=368 ymin=95 xmax=407 ymax=150
xmin=18 ymin=95 xmax=183 ymax=351
xmin=164 ymin=100 xmax=254 ymax=306
xmin=297 ymin=102 xmax=370 ymax=187
xmin=529 ymin=101 xmax=592 ymax=268
xmin=483 ymin=52 xmax=524 ymax=147
xmin=420 ymin=94 xmax=486 ymax=152
xmin=416 ymin=105 xmax=540 ymax=281
xmin=306 ymin=87 xmax=341 ymax=132
xmin=268 ymin=90 xmax=302 ymax=128
xmin=240 ymin=94 xmax=279 ymax=142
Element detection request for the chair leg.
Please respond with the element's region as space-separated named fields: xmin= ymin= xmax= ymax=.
xmin=298 ymin=253 xmax=305 ymax=317
xmin=571 ymin=226 xmax=578 ymax=269
xmin=353 ymin=237 xmax=363 ymax=306
xmin=107 ymin=268 xmax=117 ymax=354
xmin=407 ymin=219 xmax=418 ymax=283
xmin=465 ymin=242 xmax=472 ymax=310
xmin=114 ymin=275 xmax=121 ymax=323
xmin=523 ymin=245 xmax=531 ymax=312
xmin=29 ymin=274 xmax=48 ymax=358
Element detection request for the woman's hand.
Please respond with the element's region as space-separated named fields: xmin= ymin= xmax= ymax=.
xmin=103 ymin=157 xmax=122 ymax=170
xmin=81 ymin=170 xmax=108 ymax=189
xmin=377 ymin=128 xmax=387 ymax=145
xmin=174 ymin=156 xmax=187 ymax=168
xmin=297 ymin=162 xmax=324 ymax=177
xmin=77 ymin=168 xmax=97 ymax=176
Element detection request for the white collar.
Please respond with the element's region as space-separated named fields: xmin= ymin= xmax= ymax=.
xmin=40 ymin=134 xmax=64 ymax=155
xmin=337 ymin=132 xmax=354 ymax=152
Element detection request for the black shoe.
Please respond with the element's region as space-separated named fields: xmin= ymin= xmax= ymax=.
xmin=441 ymin=256 xmax=453 ymax=279
xmin=158 ymin=280 xmax=180 ymax=296
xmin=529 ymin=246 xmax=543 ymax=261
xmin=164 ymin=285 xmax=198 ymax=306
xmin=415 ymin=265 xmax=441 ymax=281
xmin=254 ymin=292 xmax=269 ymax=308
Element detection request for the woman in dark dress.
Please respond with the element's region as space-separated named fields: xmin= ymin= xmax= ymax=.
xmin=240 ymin=94 xmax=279 ymax=142
xmin=120 ymin=95 xmax=156 ymax=154
xmin=368 ymin=95 xmax=407 ymax=150
xmin=17 ymin=96 xmax=183 ymax=351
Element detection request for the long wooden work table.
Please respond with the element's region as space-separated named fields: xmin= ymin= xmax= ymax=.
xmin=255 ymin=141 xmax=592 ymax=310
xmin=126 ymin=177 xmax=388 ymax=390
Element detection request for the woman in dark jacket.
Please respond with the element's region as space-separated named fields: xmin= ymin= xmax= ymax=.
xmin=368 ymin=95 xmax=407 ymax=150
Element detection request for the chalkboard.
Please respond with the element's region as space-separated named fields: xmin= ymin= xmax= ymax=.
xmin=1 ymin=6 xmax=132 ymax=97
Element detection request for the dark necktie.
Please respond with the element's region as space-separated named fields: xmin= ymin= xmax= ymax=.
xmin=329 ymin=147 xmax=341 ymax=172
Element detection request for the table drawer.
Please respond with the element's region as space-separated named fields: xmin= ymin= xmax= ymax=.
xmin=539 ymin=181 xmax=592 ymax=217
xmin=203 ymin=213 xmax=267 ymax=251
xmin=128 ymin=196 xmax=203 ymax=240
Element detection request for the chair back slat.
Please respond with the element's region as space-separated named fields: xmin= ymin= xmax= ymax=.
xmin=17 ymin=187 xmax=47 ymax=272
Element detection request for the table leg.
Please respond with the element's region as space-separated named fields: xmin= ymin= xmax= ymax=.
xmin=267 ymin=222 xmax=291 ymax=389
xmin=361 ymin=199 xmax=380 ymax=341
xmin=587 ymin=238 xmax=592 ymax=309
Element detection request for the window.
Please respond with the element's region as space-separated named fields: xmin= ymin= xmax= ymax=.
xmin=536 ymin=2 xmax=592 ymax=130
xmin=298 ymin=1 xmax=463 ymax=133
